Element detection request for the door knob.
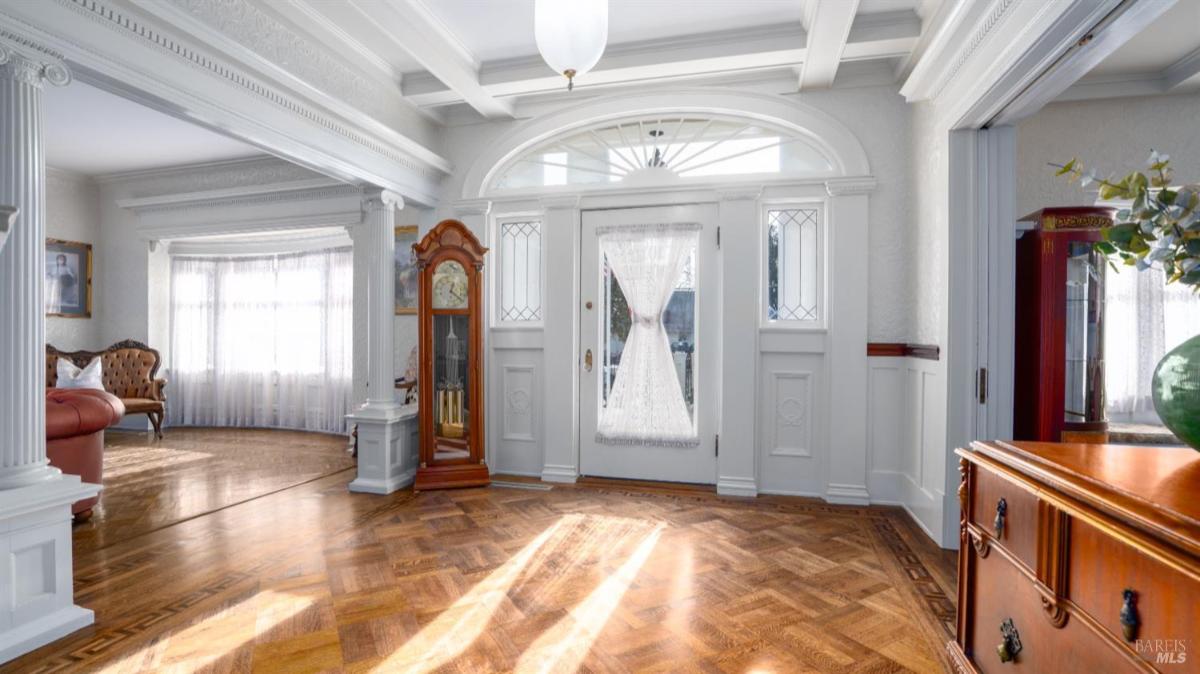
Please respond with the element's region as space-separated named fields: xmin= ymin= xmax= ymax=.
xmin=584 ymin=349 xmax=593 ymax=372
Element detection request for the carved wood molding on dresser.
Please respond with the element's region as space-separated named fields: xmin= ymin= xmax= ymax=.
xmin=951 ymin=441 xmax=1199 ymax=673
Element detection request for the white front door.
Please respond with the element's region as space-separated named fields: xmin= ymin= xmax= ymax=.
xmin=579 ymin=204 xmax=719 ymax=484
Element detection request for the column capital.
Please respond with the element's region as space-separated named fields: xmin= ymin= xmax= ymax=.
xmin=0 ymin=33 xmax=71 ymax=88
xmin=452 ymin=198 xmax=492 ymax=217
xmin=539 ymin=195 xmax=580 ymax=211
xmin=715 ymin=187 xmax=763 ymax=202
xmin=362 ymin=188 xmax=403 ymax=213
xmin=825 ymin=176 xmax=877 ymax=196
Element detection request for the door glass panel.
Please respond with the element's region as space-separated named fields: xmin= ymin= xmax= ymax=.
xmin=1064 ymin=241 xmax=1105 ymax=424
xmin=433 ymin=313 xmax=469 ymax=460
xmin=601 ymin=246 xmax=697 ymax=418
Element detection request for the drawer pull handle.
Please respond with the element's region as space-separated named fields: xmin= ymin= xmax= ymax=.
xmin=993 ymin=497 xmax=1007 ymax=538
xmin=1120 ymin=589 xmax=1139 ymax=642
xmin=997 ymin=618 xmax=1023 ymax=663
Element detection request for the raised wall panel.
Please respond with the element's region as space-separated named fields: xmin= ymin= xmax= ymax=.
xmin=502 ymin=365 xmax=536 ymax=442
xmin=767 ymin=371 xmax=813 ymax=458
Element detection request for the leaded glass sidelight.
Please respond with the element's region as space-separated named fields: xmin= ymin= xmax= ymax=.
xmin=766 ymin=207 xmax=821 ymax=323
xmin=498 ymin=220 xmax=542 ymax=322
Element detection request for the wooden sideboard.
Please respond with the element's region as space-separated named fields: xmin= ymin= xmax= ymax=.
xmin=951 ymin=441 xmax=1199 ymax=673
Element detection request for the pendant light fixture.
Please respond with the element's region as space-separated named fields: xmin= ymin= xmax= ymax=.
xmin=534 ymin=0 xmax=608 ymax=91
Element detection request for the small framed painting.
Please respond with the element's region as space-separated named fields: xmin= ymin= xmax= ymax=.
xmin=45 ymin=238 xmax=92 ymax=318
xmin=395 ymin=225 xmax=419 ymax=315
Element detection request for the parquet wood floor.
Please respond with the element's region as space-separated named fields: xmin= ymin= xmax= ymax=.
xmin=73 ymin=428 xmax=354 ymax=556
xmin=15 ymin=430 xmax=956 ymax=673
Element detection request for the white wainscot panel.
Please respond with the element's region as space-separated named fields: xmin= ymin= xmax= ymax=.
xmin=502 ymin=365 xmax=536 ymax=442
xmin=487 ymin=345 xmax=543 ymax=477
xmin=757 ymin=352 xmax=825 ymax=496
xmin=866 ymin=359 xmax=905 ymax=504
xmin=767 ymin=371 xmax=813 ymax=458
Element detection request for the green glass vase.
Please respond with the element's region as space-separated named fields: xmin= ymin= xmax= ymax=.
xmin=1152 ymin=333 xmax=1200 ymax=451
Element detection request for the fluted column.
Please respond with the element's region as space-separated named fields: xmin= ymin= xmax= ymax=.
xmin=0 ymin=44 xmax=70 ymax=489
xmin=362 ymin=189 xmax=402 ymax=410
xmin=347 ymin=189 xmax=417 ymax=495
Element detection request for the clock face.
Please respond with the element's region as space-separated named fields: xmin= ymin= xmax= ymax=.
xmin=432 ymin=260 xmax=468 ymax=309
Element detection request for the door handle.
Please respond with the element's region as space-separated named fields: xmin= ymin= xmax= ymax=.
xmin=584 ymin=349 xmax=593 ymax=372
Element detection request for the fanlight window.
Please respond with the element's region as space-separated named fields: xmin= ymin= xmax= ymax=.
xmin=491 ymin=116 xmax=834 ymax=191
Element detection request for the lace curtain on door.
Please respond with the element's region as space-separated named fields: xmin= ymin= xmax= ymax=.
xmin=169 ymin=248 xmax=353 ymax=433
xmin=1105 ymin=267 xmax=1200 ymax=422
xmin=596 ymin=223 xmax=699 ymax=447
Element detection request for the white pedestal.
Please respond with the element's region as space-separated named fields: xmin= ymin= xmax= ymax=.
xmin=348 ymin=403 xmax=419 ymax=494
xmin=0 ymin=476 xmax=101 ymax=664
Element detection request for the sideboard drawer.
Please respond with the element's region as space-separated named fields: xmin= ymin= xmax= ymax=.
xmin=1068 ymin=517 xmax=1200 ymax=668
xmin=969 ymin=545 xmax=1140 ymax=673
xmin=971 ymin=466 xmax=1039 ymax=570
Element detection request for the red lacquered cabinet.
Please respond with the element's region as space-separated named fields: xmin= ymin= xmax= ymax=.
xmin=1013 ymin=207 xmax=1114 ymax=443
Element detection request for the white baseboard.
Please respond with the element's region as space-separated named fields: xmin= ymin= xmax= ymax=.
xmin=0 ymin=605 xmax=93 ymax=665
xmin=825 ymin=482 xmax=871 ymax=505
xmin=540 ymin=464 xmax=578 ymax=483
xmin=716 ymin=476 xmax=757 ymax=497
xmin=348 ymin=468 xmax=415 ymax=495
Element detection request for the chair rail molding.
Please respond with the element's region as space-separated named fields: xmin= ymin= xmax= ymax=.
xmin=0 ymin=0 xmax=449 ymax=205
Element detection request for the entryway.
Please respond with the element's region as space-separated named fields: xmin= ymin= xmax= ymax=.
xmin=578 ymin=204 xmax=719 ymax=484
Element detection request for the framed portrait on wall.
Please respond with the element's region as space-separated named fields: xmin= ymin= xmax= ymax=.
xmin=45 ymin=238 xmax=92 ymax=318
xmin=395 ymin=225 xmax=419 ymax=315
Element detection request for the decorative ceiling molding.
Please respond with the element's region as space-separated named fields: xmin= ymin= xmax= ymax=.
xmin=0 ymin=0 xmax=449 ymax=205
xmin=120 ymin=178 xmax=366 ymax=240
xmin=166 ymin=227 xmax=352 ymax=256
xmin=989 ymin=0 xmax=1176 ymax=126
xmin=901 ymin=0 xmax=1019 ymax=102
xmin=405 ymin=14 xmax=920 ymax=109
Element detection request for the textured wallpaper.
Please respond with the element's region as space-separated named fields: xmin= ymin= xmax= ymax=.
xmin=1017 ymin=93 xmax=1200 ymax=217
xmin=45 ymin=168 xmax=101 ymax=351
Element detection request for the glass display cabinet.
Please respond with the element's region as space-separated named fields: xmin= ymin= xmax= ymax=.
xmin=1014 ymin=207 xmax=1113 ymax=443
xmin=413 ymin=220 xmax=490 ymax=490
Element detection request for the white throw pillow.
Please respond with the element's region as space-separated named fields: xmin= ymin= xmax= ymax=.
xmin=56 ymin=357 xmax=104 ymax=391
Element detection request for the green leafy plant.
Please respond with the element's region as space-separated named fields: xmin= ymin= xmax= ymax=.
xmin=1054 ymin=151 xmax=1200 ymax=290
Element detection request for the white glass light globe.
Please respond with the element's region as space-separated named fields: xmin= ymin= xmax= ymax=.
xmin=535 ymin=0 xmax=608 ymax=89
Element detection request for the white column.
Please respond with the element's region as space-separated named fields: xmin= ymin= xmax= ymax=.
xmin=539 ymin=196 xmax=580 ymax=482
xmin=0 ymin=38 xmax=101 ymax=663
xmin=347 ymin=222 xmax=370 ymax=408
xmin=716 ymin=189 xmax=762 ymax=497
xmin=347 ymin=189 xmax=417 ymax=494
xmin=824 ymin=177 xmax=875 ymax=505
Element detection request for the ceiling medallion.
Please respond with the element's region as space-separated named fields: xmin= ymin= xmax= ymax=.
xmin=534 ymin=0 xmax=608 ymax=91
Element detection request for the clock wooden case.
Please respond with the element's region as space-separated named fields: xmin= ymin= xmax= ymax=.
xmin=413 ymin=219 xmax=490 ymax=490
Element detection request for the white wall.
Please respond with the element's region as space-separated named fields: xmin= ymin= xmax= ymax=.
xmin=45 ymin=168 xmax=100 ymax=350
xmin=1017 ymin=93 xmax=1200 ymax=216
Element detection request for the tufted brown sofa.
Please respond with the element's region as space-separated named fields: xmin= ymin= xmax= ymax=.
xmin=46 ymin=340 xmax=167 ymax=438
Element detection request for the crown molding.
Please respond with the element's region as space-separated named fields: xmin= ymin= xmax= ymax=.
xmin=167 ymin=228 xmax=352 ymax=257
xmin=116 ymin=178 xmax=350 ymax=213
xmin=0 ymin=0 xmax=448 ymax=205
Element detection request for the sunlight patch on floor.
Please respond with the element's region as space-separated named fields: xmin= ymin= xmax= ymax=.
xmin=94 ymin=589 xmax=313 ymax=673
xmin=369 ymin=518 xmax=567 ymax=673
xmin=513 ymin=522 xmax=663 ymax=674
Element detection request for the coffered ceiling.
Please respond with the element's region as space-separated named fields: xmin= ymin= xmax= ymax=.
xmin=270 ymin=0 xmax=940 ymax=119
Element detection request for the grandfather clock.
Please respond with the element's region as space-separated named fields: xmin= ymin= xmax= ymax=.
xmin=413 ymin=219 xmax=490 ymax=490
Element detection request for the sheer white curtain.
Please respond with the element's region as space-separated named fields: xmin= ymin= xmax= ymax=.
xmin=169 ymin=248 xmax=353 ymax=433
xmin=596 ymin=223 xmax=699 ymax=447
xmin=1105 ymin=267 xmax=1200 ymax=422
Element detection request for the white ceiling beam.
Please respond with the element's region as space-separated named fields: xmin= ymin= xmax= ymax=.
xmin=1165 ymin=47 xmax=1200 ymax=92
xmin=798 ymin=0 xmax=862 ymax=90
xmin=405 ymin=13 xmax=919 ymax=108
xmin=345 ymin=0 xmax=513 ymax=119
xmin=261 ymin=0 xmax=406 ymax=87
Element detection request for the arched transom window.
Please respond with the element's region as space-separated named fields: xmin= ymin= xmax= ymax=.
xmin=490 ymin=115 xmax=835 ymax=192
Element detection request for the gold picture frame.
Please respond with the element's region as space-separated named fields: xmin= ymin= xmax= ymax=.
xmin=394 ymin=225 xmax=419 ymax=315
xmin=45 ymin=238 xmax=92 ymax=318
